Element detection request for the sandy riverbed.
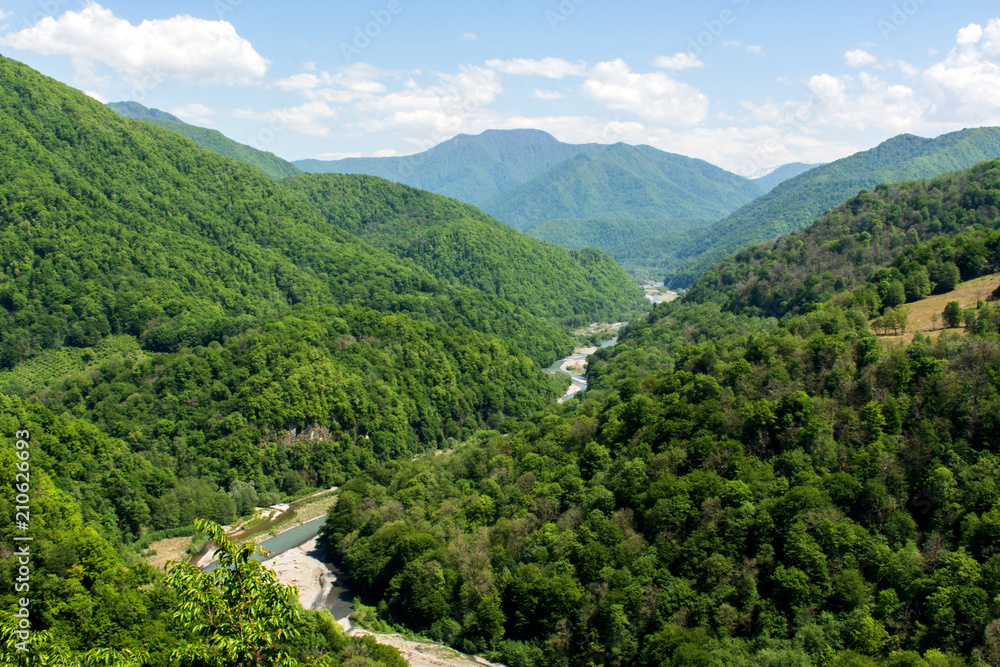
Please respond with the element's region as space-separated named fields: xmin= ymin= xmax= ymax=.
xmin=262 ymin=536 xmax=336 ymax=610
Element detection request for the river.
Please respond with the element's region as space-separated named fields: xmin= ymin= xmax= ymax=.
xmin=204 ymin=516 xmax=354 ymax=620
xmin=547 ymin=334 xmax=619 ymax=402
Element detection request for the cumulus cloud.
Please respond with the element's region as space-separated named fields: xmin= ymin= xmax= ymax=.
xmin=746 ymin=72 xmax=930 ymax=134
xmin=924 ymin=18 xmax=1000 ymax=123
xmin=844 ymin=49 xmax=877 ymax=68
xmin=234 ymin=101 xmax=338 ymax=137
xmin=485 ymin=57 xmax=586 ymax=78
xmin=0 ymin=2 xmax=269 ymax=87
xmin=652 ymin=53 xmax=705 ymax=71
xmin=83 ymin=89 xmax=107 ymax=103
xmin=580 ymin=59 xmax=709 ymax=126
xmin=532 ymin=89 xmax=564 ymax=100
xmin=171 ymin=102 xmax=217 ymax=125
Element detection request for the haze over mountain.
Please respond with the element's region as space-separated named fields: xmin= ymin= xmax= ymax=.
xmin=752 ymin=162 xmax=822 ymax=193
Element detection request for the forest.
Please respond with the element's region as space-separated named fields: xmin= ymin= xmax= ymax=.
xmin=3 ymin=51 xmax=1000 ymax=667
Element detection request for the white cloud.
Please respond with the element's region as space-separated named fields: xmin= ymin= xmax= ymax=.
xmin=304 ymin=61 xmax=317 ymax=72
xmin=747 ymin=72 xmax=930 ymax=134
xmin=957 ymin=23 xmax=984 ymax=45
xmin=844 ymin=49 xmax=877 ymax=68
xmin=580 ymin=59 xmax=709 ymax=127
xmin=314 ymin=151 xmax=361 ymax=160
xmin=745 ymin=45 xmax=762 ymax=54
xmin=372 ymin=149 xmax=399 ymax=157
xmin=461 ymin=33 xmax=478 ymax=42
xmin=0 ymin=3 xmax=268 ymax=87
xmin=485 ymin=57 xmax=586 ymax=78
xmin=83 ymin=89 xmax=107 ymax=103
xmin=722 ymin=40 xmax=741 ymax=48
xmin=234 ymin=101 xmax=338 ymax=137
xmin=171 ymin=102 xmax=217 ymax=125
xmin=924 ymin=18 xmax=1000 ymax=123
xmin=532 ymin=89 xmax=564 ymax=100
xmin=0 ymin=9 xmax=10 ymax=20
xmin=652 ymin=52 xmax=705 ymax=71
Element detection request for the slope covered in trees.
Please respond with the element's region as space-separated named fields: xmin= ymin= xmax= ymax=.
xmin=317 ymin=160 xmax=1000 ymax=667
xmin=663 ymin=128 xmax=1000 ymax=287
xmin=283 ymin=173 xmax=647 ymax=327
xmin=0 ymin=55 xmax=576 ymax=368
xmin=478 ymin=143 xmax=763 ymax=231
xmin=107 ymin=101 xmax=303 ymax=181
xmin=0 ymin=54 xmax=591 ymax=665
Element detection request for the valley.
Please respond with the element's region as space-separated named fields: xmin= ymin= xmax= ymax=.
xmin=4 ymin=23 xmax=1000 ymax=667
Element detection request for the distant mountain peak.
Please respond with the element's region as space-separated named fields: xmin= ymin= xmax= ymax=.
xmin=107 ymin=101 xmax=182 ymax=123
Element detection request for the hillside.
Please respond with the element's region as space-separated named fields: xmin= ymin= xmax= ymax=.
xmin=318 ymin=158 xmax=1000 ymax=667
xmin=682 ymin=159 xmax=1000 ymax=321
xmin=108 ymin=101 xmax=303 ymax=180
xmin=283 ymin=173 xmax=647 ymax=327
xmin=296 ymin=128 xmax=597 ymax=203
xmin=664 ymin=127 xmax=1000 ymax=287
xmin=477 ymin=142 xmax=764 ymax=230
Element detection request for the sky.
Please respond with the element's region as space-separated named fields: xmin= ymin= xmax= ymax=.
xmin=1 ymin=1 xmax=999 ymax=175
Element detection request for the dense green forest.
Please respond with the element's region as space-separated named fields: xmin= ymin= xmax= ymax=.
xmin=477 ymin=144 xmax=763 ymax=231
xmin=107 ymin=102 xmax=303 ymax=181
xmin=315 ymin=161 xmax=1000 ymax=667
xmin=662 ymin=128 xmax=1000 ymax=288
xmin=6 ymin=51 xmax=1000 ymax=667
xmin=282 ymin=174 xmax=647 ymax=327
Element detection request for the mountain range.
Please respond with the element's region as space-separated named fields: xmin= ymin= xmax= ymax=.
xmin=107 ymin=103 xmax=1000 ymax=290
xmin=7 ymin=53 xmax=1000 ymax=666
xmin=661 ymin=126 xmax=1000 ymax=287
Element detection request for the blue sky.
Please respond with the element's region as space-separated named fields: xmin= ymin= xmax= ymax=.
xmin=1 ymin=1 xmax=999 ymax=174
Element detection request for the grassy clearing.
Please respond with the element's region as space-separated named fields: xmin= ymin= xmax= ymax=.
xmin=876 ymin=273 xmax=1000 ymax=343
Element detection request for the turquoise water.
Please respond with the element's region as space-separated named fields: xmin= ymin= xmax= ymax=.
xmin=203 ymin=515 xmax=354 ymax=619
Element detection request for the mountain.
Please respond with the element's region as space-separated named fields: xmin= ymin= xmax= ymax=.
xmin=295 ymin=129 xmax=763 ymax=232
xmin=752 ymin=161 xmax=821 ymax=192
xmin=478 ymin=143 xmax=764 ymax=230
xmin=106 ymin=100 xmax=182 ymax=122
xmin=663 ymin=127 xmax=1000 ymax=287
xmin=108 ymin=100 xmax=302 ymax=180
xmin=316 ymin=159 xmax=1000 ymax=667
xmin=296 ymin=128 xmax=597 ymax=203
xmin=283 ymin=173 xmax=646 ymax=327
xmin=0 ymin=55 xmax=594 ymax=374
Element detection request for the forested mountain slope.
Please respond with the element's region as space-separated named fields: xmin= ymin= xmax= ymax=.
xmin=0 ymin=55 xmax=576 ymax=367
xmin=317 ymin=160 xmax=1000 ymax=666
xmin=663 ymin=128 xmax=1000 ymax=287
xmin=296 ymin=128 xmax=598 ymax=203
xmin=478 ymin=143 xmax=764 ymax=230
xmin=283 ymin=173 xmax=647 ymax=327
xmin=108 ymin=100 xmax=303 ymax=180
